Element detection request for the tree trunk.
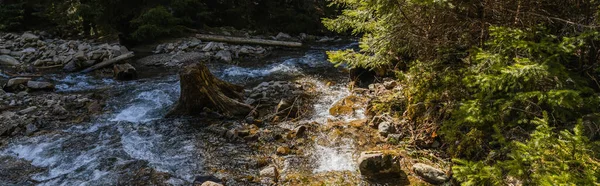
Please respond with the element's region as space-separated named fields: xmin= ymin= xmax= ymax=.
xmin=166 ymin=63 xmax=254 ymax=118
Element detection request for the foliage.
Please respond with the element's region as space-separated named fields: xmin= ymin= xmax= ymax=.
xmin=325 ymin=0 xmax=600 ymax=185
xmin=130 ymin=6 xmax=184 ymax=41
xmin=0 ymin=2 xmax=25 ymax=31
xmin=454 ymin=115 xmax=600 ymax=185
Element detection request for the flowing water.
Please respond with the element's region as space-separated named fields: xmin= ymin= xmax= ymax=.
xmin=0 ymin=43 xmax=363 ymax=185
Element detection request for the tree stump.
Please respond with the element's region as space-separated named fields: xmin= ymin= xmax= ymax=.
xmin=166 ymin=63 xmax=254 ymax=118
xmin=113 ymin=63 xmax=138 ymax=80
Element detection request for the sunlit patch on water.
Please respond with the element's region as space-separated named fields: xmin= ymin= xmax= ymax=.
xmin=313 ymin=138 xmax=357 ymax=173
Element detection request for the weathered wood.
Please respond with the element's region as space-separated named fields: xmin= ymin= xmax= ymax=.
xmin=113 ymin=63 xmax=138 ymax=80
xmin=195 ymin=34 xmax=302 ymax=47
xmin=81 ymin=52 xmax=134 ymax=73
xmin=166 ymin=63 xmax=255 ymax=118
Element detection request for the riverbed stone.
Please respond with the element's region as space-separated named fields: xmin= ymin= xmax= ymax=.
xmin=200 ymin=181 xmax=223 ymax=186
xmin=6 ymin=78 xmax=31 ymax=88
xmin=19 ymin=106 xmax=37 ymax=114
xmin=378 ymin=121 xmax=394 ymax=137
xmin=21 ymin=33 xmax=39 ymax=41
xmin=27 ymin=81 xmax=55 ymax=90
xmin=412 ymin=163 xmax=449 ymax=184
xmin=259 ymin=166 xmax=279 ymax=182
xmin=0 ymin=55 xmax=21 ymax=66
xmin=215 ymin=50 xmax=232 ymax=62
xmin=358 ymin=151 xmax=403 ymax=178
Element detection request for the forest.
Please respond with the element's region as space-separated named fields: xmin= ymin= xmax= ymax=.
xmin=0 ymin=0 xmax=599 ymax=185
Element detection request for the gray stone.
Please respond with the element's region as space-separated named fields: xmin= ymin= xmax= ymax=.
xmin=19 ymin=106 xmax=37 ymax=114
xmin=6 ymin=78 xmax=31 ymax=88
xmin=0 ymin=55 xmax=21 ymax=66
xmin=259 ymin=166 xmax=279 ymax=181
xmin=275 ymin=32 xmax=292 ymax=40
xmin=21 ymin=33 xmax=39 ymax=41
xmin=358 ymin=151 xmax=403 ymax=178
xmin=52 ymin=105 xmax=67 ymax=115
xmin=378 ymin=121 xmax=393 ymax=137
xmin=201 ymin=181 xmax=223 ymax=186
xmin=16 ymin=91 xmax=28 ymax=98
xmin=0 ymin=49 xmax=11 ymax=55
xmin=25 ymin=123 xmax=38 ymax=136
xmin=27 ymin=81 xmax=55 ymax=90
xmin=412 ymin=163 xmax=449 ymax=184
xmin=202 ymin=42 xmax=217 ymax=51
xmin=215 ymin=50 xmax=232 ymax=62
xmin=75 ymin=51 xmax=86 ymax=61
xmin=63 ymin=60 xmax=78 ymax=72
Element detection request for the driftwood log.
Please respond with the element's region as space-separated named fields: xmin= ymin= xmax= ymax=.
xmin=166 ymin=63 xmax=254 ymax=118
xmin=195 ymin=34 xmax=302 ymax=47
xmin=81 ymin=52 xmax=135 ymax=73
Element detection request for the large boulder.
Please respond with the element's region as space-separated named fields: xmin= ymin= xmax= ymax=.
xmin=21 ymin=33 xmax=39 ymax=41
xmin=358 ymin=151 xmax=403 ymax=178
xmin=0 ymin=55 xmax=21 ymax=66
xmin=412 ymin=163 xmax=449 ymax=184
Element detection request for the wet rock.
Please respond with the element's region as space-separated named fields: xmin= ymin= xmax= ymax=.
xmin=358 ymin=151 xmax=403 ymax=178
xmin=378 ymin=121 xmax=393 ymax=137
xmin=412 ymin=163 xmax=449 ymax=184
xmin=275 ymin=99 xmax=299 ymax=118
xmin=294 ymin=125 xmax=307 ymax=137
xmin=215 ymin=50 xmax=232 ymax=62
xmin=113 ymin=63 xmax=138 ymax=80
xmin=201 ymin=181 xmax=223 ymax=186
xmin=259 ymin=166 xmax=279 ymax=182
xmin=27 ymin=81 xmax=55 ymax=90
xmin=276 ymin=146 xmax=291 ymax=155
xmin=0 ymin=156 xmax=44 ymax=185
xmin=0 ymin=55 xmax=21 ymax=66
xmin=329 ymin=95 xmax=364 ymax=116
xmin=63 ymin=60 xmax=78 ymax=72
xmin=25 ymin=123 xmax=38 ymax=136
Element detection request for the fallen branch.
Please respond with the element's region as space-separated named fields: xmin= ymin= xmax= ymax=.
xmin=81 ymin=52 xmax=135 ymax=73
xmin=196 ymin=34 xmax=303 ymax=47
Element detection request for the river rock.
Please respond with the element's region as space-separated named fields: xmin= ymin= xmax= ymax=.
xmin=25 ymin=123 xmax=38 ymax=136
xmin=63 ymin=60 xmax=78 ymax=72
xmin=27 ymin=81 xmax=55 ymax=90
xmin=358 ymin=151 xmax=403 ymax=178
xmin=21 ymin=33 xmax=39 ymax=41
xmin=6 ymin=78 xmax=31 ymax=88
xmin=200 ymin=181 xmax=223 ymax=186
xmin=276 ymin=146 xmax=291 ymax=155
xmin=0 ymin=55 xmax=21 ymax=66
xmin=275 ymin=32 xmax=292 ymax=40
xmin=259 ymin=166 xmax=279 ymax=182
xmin=215 ymin=50 xmax=232 ymax=62
xmin=19 ymin=106 xmax=37 ymax=114
xmin=329 ymin=95 xmax=365 ymax=116
xmin=378 ymin=121 xmax=394 ymax=137
xmin=412 ymin=163 xmax=449 ymax=184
